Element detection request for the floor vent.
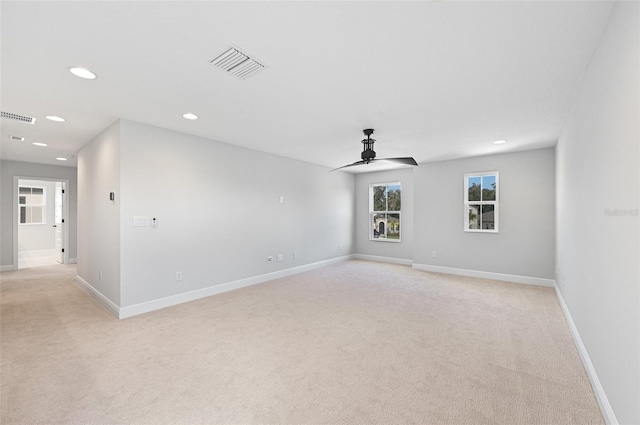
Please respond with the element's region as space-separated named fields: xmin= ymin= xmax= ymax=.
xmin=1 ymin=111 xmax=37 ymax=124
xmin=209 ymin=46 xmax=266 ymax=80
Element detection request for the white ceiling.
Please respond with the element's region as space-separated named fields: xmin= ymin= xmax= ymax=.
xmin=0 ymin=1 xmax=614 ymax=172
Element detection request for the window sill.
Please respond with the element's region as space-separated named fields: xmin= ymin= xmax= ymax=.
xmin=464 ymin=229 xmax=499 ymax=234
xmin=369 ymin=238 xmax=402 ymax=243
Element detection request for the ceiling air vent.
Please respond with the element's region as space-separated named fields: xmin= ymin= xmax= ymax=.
xmin=1 ymin=111 xmax=37 ymax=124
xmin=9 ymin=135 xmax=25 ymax=141
xmin=209 ymin=46 xmax=266 ymax=80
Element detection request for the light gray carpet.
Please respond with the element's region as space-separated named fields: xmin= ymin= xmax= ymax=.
xmin=1 ymin=260 xmax=603 ymax=424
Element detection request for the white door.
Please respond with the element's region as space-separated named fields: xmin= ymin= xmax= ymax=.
xmin=54 ymin=182 xmax=64 ymax=263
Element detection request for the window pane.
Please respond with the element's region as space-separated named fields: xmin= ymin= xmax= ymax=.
xmin=30 ymin=188 xmax=44 ymax=204
xmin=482 ymin=175 xmax=496 ymax=201
xmin=19 ymin=187 xmax=31 ymax=195
xmin=20 ymin=206 xmax=27 ymax=223
xmin=468 ymin=205 xmax=480 ymax=229
xmin=468 ymin=177 xmax=481 ymax=201
xmin=19 ymin=196 xmax=26 ymax=205
xmin=387 ymin=213 xmax=400 ymax=239
xmin=387 ymin=185 xmax=401 ymax=211
xmin=372 ymin=213 xmax=386 ymax=238
xmin=31 ymin=207 xmax=43 ymax=224
xmin=481 ymin=205 xmax=495 ymax=229
xmin=373 ymin=186 xmax=387 ymax=211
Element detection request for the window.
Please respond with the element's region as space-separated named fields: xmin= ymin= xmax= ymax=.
xmin=370 ymin=182 xmax=401 ymax=241
xmin=464 ymin=171 xmax=498 ymax=232
xmin=19 ymin=186 xmax=46 ymax=225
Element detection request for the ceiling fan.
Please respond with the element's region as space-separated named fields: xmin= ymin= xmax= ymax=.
xmin=331 ymin=129 xmax=418 ymax=172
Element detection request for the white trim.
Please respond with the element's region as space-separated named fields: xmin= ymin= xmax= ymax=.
xmin=369 ymin=181 xmax=402 ymax=242
xmin=411 ymin=263 xmax=555 ymax=287
xmin=118 ymin=255 xmax=355 ymax=319
xmin=0 ymin=265 xmax=16 ymax=272
xmin=554 ymin=285 xmax=618 ymax=425
xmin=66 ymin=257 xmax=77 ymax=264
xmin=75 ymin=275 xmax=120 ymax=318
xmin=354 ymin=254 xmax=412 ymax=266
xmin=464 ymin=171 xmax=499 ymax=233
xmin=13 ymin=176 xmax=70 ymax=269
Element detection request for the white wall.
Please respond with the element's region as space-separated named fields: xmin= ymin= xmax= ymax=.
xmin=355 ymin=168 xmax=414 ymax=262
xmin=17 ymin=179 xmax=56 ymax=251
xmin=556 ymin=2 xmax=639 ymax=424
xmin=78 ymin=119 xmax=355 ymax=309
xmin=0 ymin=160 xmax=77 ymax=269
xmin=413 ymin=148 xmax=556 ymax=279
xmin=77 ymin=121 xmax=121 ymax=306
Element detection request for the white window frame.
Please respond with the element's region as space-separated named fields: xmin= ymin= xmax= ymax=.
xmin=369 ymin=182 xmax=402 ymax=242
xmin=18 ymin=186 xmax=47 ymax=225
xmin=464 ymin=171 xmax=499 ymax=233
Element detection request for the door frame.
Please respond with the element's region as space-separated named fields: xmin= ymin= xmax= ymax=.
xmin=13 ymin=176 xmax=70 ymax=271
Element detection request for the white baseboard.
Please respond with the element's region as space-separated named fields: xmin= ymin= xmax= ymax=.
xmin=554 ymin=285 xmax=618 ymax=425
xmin=353 ymin=254 xmax=413 ymax=266
xmin=0 ymin=264 xmax=16 ymax=272
xmin=75 ymin=275 xmax=121 ymax=318
xmin=118 ymin=254 xmax=355 ymax=319
xmin=66 ymin=257 xmax=77 ymax=264
xmin=412 ymin=263 xmax=555 ymax=287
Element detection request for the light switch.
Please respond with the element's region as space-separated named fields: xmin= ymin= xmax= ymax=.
xmin=133 ymin=216 xmax=150 ymax=227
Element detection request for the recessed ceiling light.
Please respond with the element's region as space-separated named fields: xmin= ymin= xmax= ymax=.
xmin=69 ymin=67 xmax=97 ymax=80
xmin=493 ymin=140 xmax=507 ymax=145
xmin=55 ymin=157 xmax=68 ymax=161
xmin=32 ymin=142 xmax=48 ymax=147
xmin=46 ymin=115 xmax=66 ymax=122
xmin=182 ymin=113 xmax=198 ymax=120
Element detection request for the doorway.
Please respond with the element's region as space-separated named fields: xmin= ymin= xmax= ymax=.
xmin=14 ymin=177 xmax=68 ymax=269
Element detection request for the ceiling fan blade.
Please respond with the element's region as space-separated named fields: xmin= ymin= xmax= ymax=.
xmin=330 ymin=160 xmax=366 ymax=172
xmin=377 ymin=157 xmax=418 ymax=166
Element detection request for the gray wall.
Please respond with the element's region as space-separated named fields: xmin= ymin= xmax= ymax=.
xmin=556 ymin=2 xmax=639 ymax=423
xmin=77 ymin=122 xmax=121 ymax=306
xmin=78 ymin=119 xmax=355 ymax=308
xmin=0 ymin=160 xmax=77 ymax=268
xmin=413 ymin=148 xmax=556 ymax=279
xmin=355 ymin=168 xmax=414 ymax=262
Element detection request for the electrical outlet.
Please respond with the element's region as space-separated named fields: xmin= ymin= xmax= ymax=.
xmin=277 ymin=254 xmax=284 ymax=262
xmin=175 ymin=271 xmax=183 ymax=281
xmin=266 ymin=256 xmax=274 ymax=263
xmin=432 ymin=251 xmax=437 ymax=258
xmin=98 ymin=269 xmax=103 ymax=280
xmin=293 ymin=251 xmax=298 ymax=259
xmin=339 ymin=243 xmax=342 ymax=251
